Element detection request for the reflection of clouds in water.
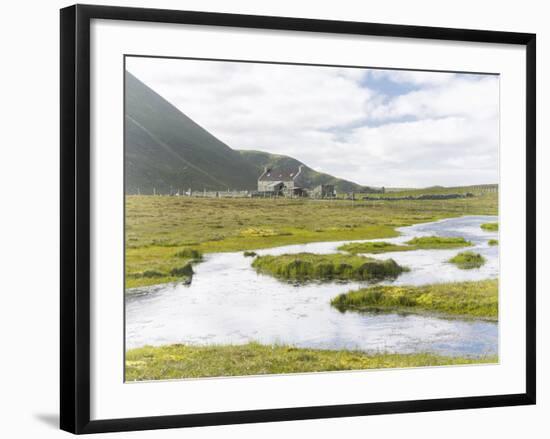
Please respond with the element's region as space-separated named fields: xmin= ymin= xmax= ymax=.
xmin=126 ymin=216 xmax=498 ymax=357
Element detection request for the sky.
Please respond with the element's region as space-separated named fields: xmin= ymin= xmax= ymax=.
xmin=126 ymin=57 xmax=499 ymax=188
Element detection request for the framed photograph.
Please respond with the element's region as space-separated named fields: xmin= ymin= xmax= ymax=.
xmin=60 ymin=4 xmax=536 ymax=434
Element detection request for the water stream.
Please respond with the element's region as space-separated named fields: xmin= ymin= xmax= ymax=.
xmin=126 ymin=215 xmax=498 ymax=357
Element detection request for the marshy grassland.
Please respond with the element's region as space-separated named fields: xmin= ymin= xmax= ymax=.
xmin=488 ymin=239 xmax=499 ymax=246
xmin=338 ymin=236 xmax=471 ymax=254
xmin=125 ymin=192 xmax=497 ymax=288
xmin=481 ymin=222 xmax=499 ymax=231
xmin=125 ymin=191 xmax=499 ymax=379
xmin=365 ymin=185 xmax=497 ymax=198
xmin=448 ymin=251 xmax=486 ymax=269
xmin=126 ymin=248 xmax=203 ymax=289
xmin=251 ymin=252 xmax=406 ymax=281
xmin=125 ymin=342 xmax=497 ymax=380
xmin=331 ymin=279 xmax=498 ymax=320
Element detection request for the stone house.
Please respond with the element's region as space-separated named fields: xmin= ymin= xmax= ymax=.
xmin=257 ymin=165 xmax=305 ymax=196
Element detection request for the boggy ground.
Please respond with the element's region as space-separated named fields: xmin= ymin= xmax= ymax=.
xmin=125 ymin=192 xmax=497 ymax=289
xmin=125 ymin=193 xmax=499 ymax=379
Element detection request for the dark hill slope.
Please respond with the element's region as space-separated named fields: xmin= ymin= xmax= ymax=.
xmin=125 ymin=72 xmax=259 ymax=193
xmin=125 ymin=71 xmax=368 ymax=194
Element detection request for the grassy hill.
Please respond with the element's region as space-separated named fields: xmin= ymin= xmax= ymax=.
xmin=125 ymin=71 xmax=260 ymax=194
xmin=125 ymin=71 xmax=368 ymax=194
xmin=238 ymin=150 xmax=370 ymax=193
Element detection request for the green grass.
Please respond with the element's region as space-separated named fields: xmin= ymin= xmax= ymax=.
xmin=448 ymin=251 xmax=486 ymax=269
xmin=488 ymin=239 xmax=498 ymax=246
xmin=126 ymin=248 xmax=202 ymax=289
xmin=338 ymin=241 xmax=416 ymax=254
xmin=125 ymin=342 xmax=497 ymax=380
xmin=481 ymin=222 xmax=499 ymax=231
xmin=252 ymin=253 xmax=406 ymax=282
xmin=126 ymin=261 xmax=195 ymax=289
xmin=405 ymin=236 xmax=471 ymax=248
xmin=370 ymin=184 xmax=497 ymax=198
xmin=125 ymin=193 xmax=497 ymax=288
xmin=330 ymin=279 xmax=498 ymax=319
xmin=338 ymin=236 xmax=471 ymax=254
xmin=174 ymin=248 xmax=203 ymax=260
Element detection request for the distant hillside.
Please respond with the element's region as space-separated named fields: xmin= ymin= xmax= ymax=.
xmin=125 ymin=71 xmax=368 ymax=194
xmin=238 ymin=150 xmax=368 ymax=193
xmin=125 ymin=72 xmax=259 ymax=193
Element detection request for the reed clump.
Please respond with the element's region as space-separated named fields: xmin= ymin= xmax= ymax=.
xmin=448 ymin=251 xmax=486 ymax=269
xmin=252 ymin=252 xmax=407 ymax=281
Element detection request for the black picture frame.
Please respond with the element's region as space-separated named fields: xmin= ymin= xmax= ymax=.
xmin=60 ymin=4 xmax=536 ymax=434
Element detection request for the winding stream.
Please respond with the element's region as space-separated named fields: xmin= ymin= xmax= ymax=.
xmin=126 ymin=215 xmax=499 ymax=356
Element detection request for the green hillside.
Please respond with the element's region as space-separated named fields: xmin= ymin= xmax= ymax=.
xmin=125 ymin=71 xmax=368 ymax=194
xmin=125 ymin=71 xmax=259 ymax=193
xmin=238 ymin=150 xmax=369 ymax=193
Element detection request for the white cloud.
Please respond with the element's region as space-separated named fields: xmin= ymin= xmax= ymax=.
xmin=370 ymin=75 xmax=499 ymax=122
xmin=126 ymin=57 xmax=499 ymax=188
xmin=370 ymin=69 xmax=458 ymax=86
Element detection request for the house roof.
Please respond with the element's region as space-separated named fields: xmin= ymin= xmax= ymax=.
xmin=259 ymin=167 xmax=301 ymax=182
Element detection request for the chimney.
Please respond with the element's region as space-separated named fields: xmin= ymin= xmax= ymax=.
xmin=259 ymin=166 xmax=270 ymax=181
xmin=294 ymin=164 xmax=304 ymax=180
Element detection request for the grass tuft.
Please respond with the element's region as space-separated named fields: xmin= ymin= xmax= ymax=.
xmin=243 ymin=251 xmax=257 ymax=257
xmin=339 ymin=241 xmax=414 ymax=254
xmin=169 ymin=263 xmax=194 ymax=277
xmin=488 ymin=239 xmax=498 ymax=246
xmin=405 ymin=236 xmax=472 ymax=248
xmin=128 ymin=270 xmax=164 ymax=279
xmin=339 ymin=236 xmax=471 ymax=254
xmin=448 ymin=251 xmax=486 ymax=269
xmin=481 ymin=222 xmax=498 ymax=231
xmin=252 ymin=252 xmax=407 ymax=282
xmin=174 ymin=248 xmax=203 ymax=260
